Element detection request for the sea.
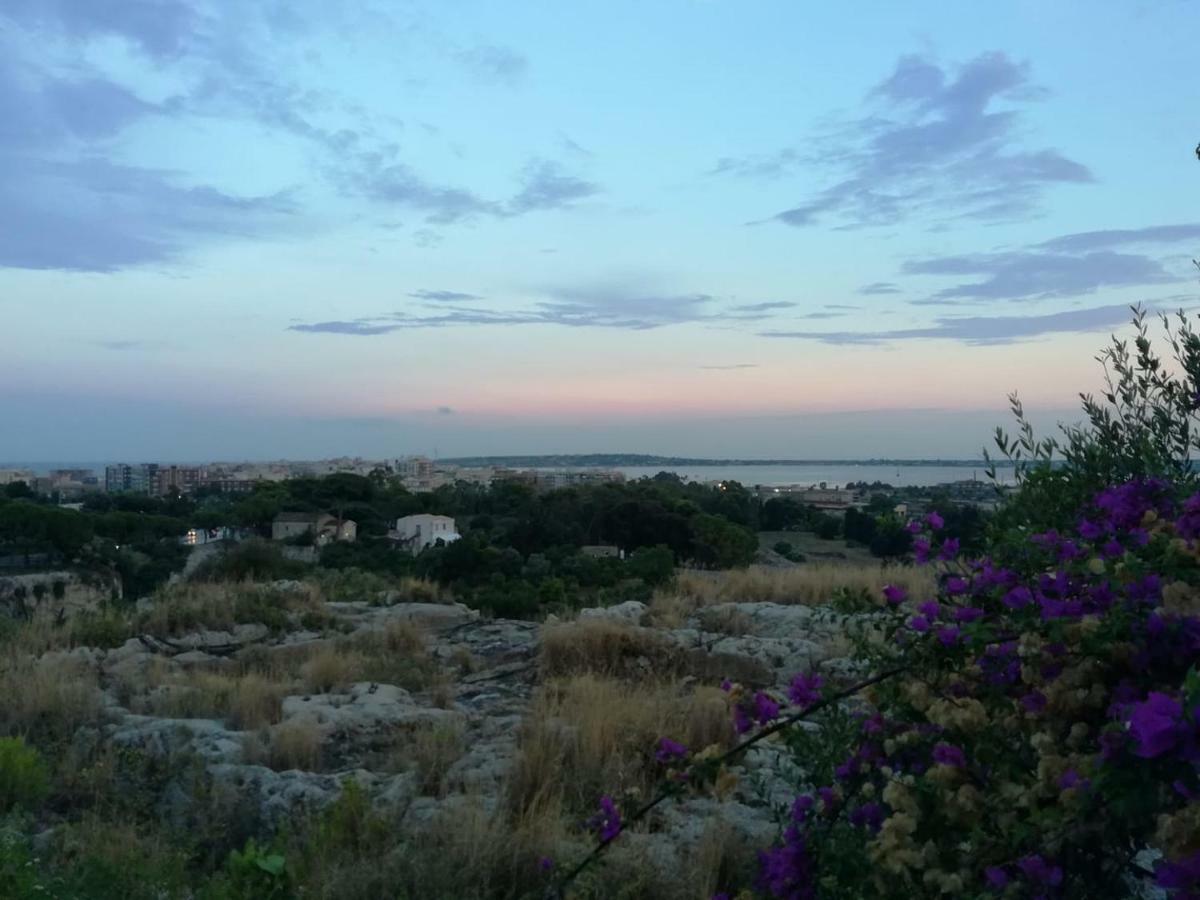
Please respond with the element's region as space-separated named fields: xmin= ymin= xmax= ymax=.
xmin=6 ymin=461 xmax=1015 ymax=489
xmin=612 ymin=464 xmax=1014 ymax=488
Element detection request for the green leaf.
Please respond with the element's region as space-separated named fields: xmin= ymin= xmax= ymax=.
xmin=1184 ymin=667 xmax=1200 ymax=706
xmin=255 ymin=854 xmax=286 ymax=877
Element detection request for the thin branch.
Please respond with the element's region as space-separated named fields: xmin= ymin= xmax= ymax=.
xmin=549 ymin=664 xmax=908 ymax=898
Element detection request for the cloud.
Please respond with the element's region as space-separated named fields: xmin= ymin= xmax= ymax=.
xmin=824 ymin=304 xmax=863 ymax=310
xmin=457 ymin=44 xmax=528 ymax=85
xmin=289 ymin=320 xmax=403 ymax=336
xmin=340 ymin=156 xmax=599 ymax=224
xmin=93 ymin=339 xmax=160 ymax=351
xmin=342 ymin=161 xmax=499 ymax=224
xmin=507 ymin=160 xmax=600 ymax=214
xmin=858 ymin=282 xmax=902 ymax=295
xmin=730 ymin=301 xmax=797 ymax=313
xmin=289 ymin=285 xmax=798 ymax=335
xmin=708 ymin=148 xmax=801 ymax=179
xmin=903 ymin=250 xmax=1179 ymax=303
xmin=410 ymin=289 xmax=484 ymax=302
xmin=436 ymin=405 xmax=456 ymax=415
xmin=795 ymin=311 xmax=849 ymax=320
xmin=2 ymin=0 xmax=200 ymax=59
xmin=0 ymin=14 xmax=302 ymax=272
xmin=761 ymin=302 xmax=1150 ymax=345
xmin=0 ymin=7 xmax=595 ymax=271
xmin=699 ymin=364 xmax=758 ymax=370
xmin=0 ymin=155 xmax=294 ymax=271
xmin=741 ymin=52 xmax=1092 ymax=228
xmin=1035 ymin=223 xmax=1200 ymax=253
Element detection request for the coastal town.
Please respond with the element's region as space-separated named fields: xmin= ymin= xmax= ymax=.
xmin=0 ymin=456 xmax=1006 ymax=509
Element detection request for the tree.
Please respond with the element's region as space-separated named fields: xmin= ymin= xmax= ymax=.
xmin=688 ymin=513 xmax=757 ymax=569
xmin=626 ymin=544 xmax=675 ymax=587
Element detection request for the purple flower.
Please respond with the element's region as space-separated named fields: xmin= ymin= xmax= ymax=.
xmin=848 ymin=801 xmax=883 ymax=831
xmin=918 ymin=600 xmax=941 ymax=619
xmin=932 ymin=743 xmax=966 ymax=768
xmin=1156 ymin=851 xmax=1200 ymax=894
xmin=1078 ymin=518 xmax=1105 ymax=541
xmin=955 ymin=606 xmax=985 ymax=623
xmin=817 ymin=785 xmax=838 ymax=812
xmin=1031 ymin=530 xmax=1061 ymax=551
xmin=1020 ymin=691 xmax=1047 ymax=714
xmin=791 ymin=794 xmax=814 ymax=822
xmin=926 ymin=511 xmax=944 ymax=530
xmin=754 ymin=691 xmax=781 ymax=725
xmin=788 ymin=673 xmax=824 ymax=708
xmin=1128 ymin=692 xmax=1183 ymax=758
xmin=905 ymin=520 xmax=922 ymax=534
xmin=936 ymin=625 xmax=962 ymax=646
xmin=538 ymin=856 xmax=554 ymax=872
xmin=938 ymin=537 xmax=961 ymax=561
xmin=758 ymin=832 xmax=815 ymax=900
xmin=592 ymin=796 xmax=622 ymax=842
xmin=944 ymin=575 xmax=968 ymax=595
xmin=655 ymin=737 xmax=688 ymax=764
xmin=882 ymin=584 xmax=907 ymax=605
xmin=1056 ymin=539 xmax=1082 ymax=561
xmin=913 ymin=539 xmax=931 ymax=564
xmin=733 ymin=704 xmax=753 ymax=735
xmin=1058 ymin=769 xmax=1090 ymax=791
xmin=1017 ymin=854 xmax=1063 ymax=887
xmin=1101 ymin=538 xmax=1124 ymax=558
xmin=1003 ymin=586 xmax=1034 ymax=609
xmin=984 ymin=866 xmax=1009 ymax=889
xmin=908 ymin=615 xmax=930 ymax=633
xmin=720 ymin=678 xmax=733 ymax=693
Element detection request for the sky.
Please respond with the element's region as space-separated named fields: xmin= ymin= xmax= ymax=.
xmin=1 ymin=0 xmax=1198 ymax=462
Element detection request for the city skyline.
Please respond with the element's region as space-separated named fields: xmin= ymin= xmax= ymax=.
xmin=2 ymin=1 xmax=1197 ymax=459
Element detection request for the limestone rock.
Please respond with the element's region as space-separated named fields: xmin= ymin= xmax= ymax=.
xmin=578 ymin=600 xmax=647 ymax=624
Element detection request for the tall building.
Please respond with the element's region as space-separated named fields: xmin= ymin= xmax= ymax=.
xmin=105 ymin=464 xmax=135 ymax=493
xmin=104 ymin=463 xmax=206 ymax=496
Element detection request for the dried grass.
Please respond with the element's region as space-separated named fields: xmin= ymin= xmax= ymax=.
xmin=507 ymin=674 xmax=733 ymax=819
xmin=539 ymin=619 xmax=686 ymax=681
xmin=0 ymin=652 xmax=104 ymax=741
xmin=650 ymin=563 xmax=934 ymax=622
xmin=301 ymin=646 xmax=369 ymax=693
xmin=227 ymin=672 xmax=287 ymax=729
xmin=137 ymin=581 xmax=330 ymax=638
xmin=408 ymin=720 xmax=465 ymax=796
xmin=249 ymin=718 xmax=325 ymax=771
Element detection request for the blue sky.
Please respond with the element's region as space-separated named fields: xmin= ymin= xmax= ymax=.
xmin=1 ymin=0 xmax=1197 ymax=461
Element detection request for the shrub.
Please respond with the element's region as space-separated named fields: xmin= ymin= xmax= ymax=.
xmin=191 ymin=540 xmax=307 ymax=583
xmin=0 ymin=739 xmax=48 ymax=812
xmin=565 ymin=311 xmax=1200 ymax=899
xmin=213 ymin=839 xmax=290 ymax=900
xmin=70 ymin=609 xmax=133 ymax=649
xmin=626 ymin=545 xmax=675 ymax=587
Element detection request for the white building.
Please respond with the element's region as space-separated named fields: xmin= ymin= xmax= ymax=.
xmin=392 ymin=514 xmax=459 ymax=555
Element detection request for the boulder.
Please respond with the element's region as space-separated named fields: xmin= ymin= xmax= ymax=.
xmin=108 ymin=715 xmax=244 ymax=763
xmin=280 ymin=682 xmax=462 ymax=738
xmin=578 ymin=600 xmax=647 ymax=625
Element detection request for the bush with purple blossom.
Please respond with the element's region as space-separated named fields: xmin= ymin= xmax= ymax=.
xmin=558 ymin=311 xmax=1200 ymax=899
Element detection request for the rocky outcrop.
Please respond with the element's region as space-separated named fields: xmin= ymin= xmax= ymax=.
xmin=0 ymin=570 xmax=120 ymax=620
xmin=281 ymin=683 xmax=460 ymax=738
xmin=56 ymin=587 xmax=866 ymax=880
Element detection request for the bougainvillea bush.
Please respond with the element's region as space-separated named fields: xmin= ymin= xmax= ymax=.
xmin=561 ymin=311 xmax=1200 ymax=899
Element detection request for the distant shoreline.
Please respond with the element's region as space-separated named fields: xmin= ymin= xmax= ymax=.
xmin=440 ymin=454 xmax=1021 ymax=468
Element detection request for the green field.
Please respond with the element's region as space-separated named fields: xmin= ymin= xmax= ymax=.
xmin=757 ymin=530 xmax=877 ymax=565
